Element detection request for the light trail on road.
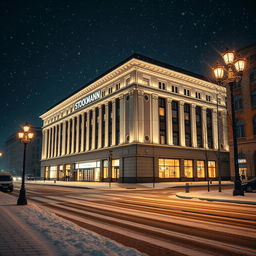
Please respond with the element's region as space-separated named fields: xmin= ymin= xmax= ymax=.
xmin=12 ymin=184 xmax=256 ymax=256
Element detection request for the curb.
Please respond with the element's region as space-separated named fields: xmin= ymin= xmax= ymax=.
xmin=176 ymin=193 xmax=256 ymax=205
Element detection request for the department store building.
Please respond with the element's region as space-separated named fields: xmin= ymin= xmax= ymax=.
xmin=40 ymin=54 xmax=230 ymax=183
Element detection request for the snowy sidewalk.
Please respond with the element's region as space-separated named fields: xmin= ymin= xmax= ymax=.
xmin=0 ymin=192 xmax=145 ymax=256
xmin=176 ymin=189 xmax=256 ymax=205
xmin=23 ymin=180 xmax=233 ymax=190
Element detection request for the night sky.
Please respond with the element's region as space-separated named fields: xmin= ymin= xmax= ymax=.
xmin=0 ymin=0 xmax=255 ymax=157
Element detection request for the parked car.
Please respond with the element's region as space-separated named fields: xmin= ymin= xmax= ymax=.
xmin=0 ymin=172 xmax=14 ymax=192
xmin=241 ymin=177 xmax=256 ymax=192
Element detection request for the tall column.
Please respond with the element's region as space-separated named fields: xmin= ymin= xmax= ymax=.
xmin=86 ymin=111 xmax=90 ymax=151
xmin=67 ymin=119 xmax=71 ymax=154
xmin=54 ymin=126 xmax=58 ymax=157
xmin=166 ymin=98 xmax=173 ymax=145
xmin=41 ymin=130 xmax=46 ymax=159
xmin=138 ymin=90 xmax=144 ymax=143
xmin=119 ymin=95 xmax=125 ymax=144
xmin=58 ymin=124 xmax=61 ymax=156
xmin=202 ymin=107 xmax=208 ymax=149
xmin=98 ymin=106 xmax=102 ymax=148
xmin=221 ymin=110 xmax=229 ymax=151
xmin=47 ymin=128 xmax=51 ymax=158
xmin=51 ymin=127 xmax=54 ymax=158
xmin=178 ymin=101 xmax=185 ymax=146
xmin=212 ymin=109 xmax=218 ymax=150
xmin=112 ymin=99 xmax=116 ymax=146
xmin=191 ymin=104 xmax=197 ymax=147
xmin=76 ymin=115 xmax=80 ymax=153
xmin=91 ymin=109 xmax=96 ymax=150
xmin=71 ymin=117 xmax=75 ymax=153
xmin=62 ymin=121 xmax=66 ymax=155
xmin=80 ymin=113 xmax=85 ymax=151
xmin=152 ymin=94 xmax=159 ymax=144
xmin=105 ymin=103 xmax=109 ymax=147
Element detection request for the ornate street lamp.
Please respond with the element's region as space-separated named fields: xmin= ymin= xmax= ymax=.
xmin=212 ymin=49 xmax=246 ymax=196
xmin=17 ymin=123 xmax=34 ymax=205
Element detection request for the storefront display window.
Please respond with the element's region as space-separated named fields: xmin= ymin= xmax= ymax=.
xmin=208 ymin=161 xmax=216 ymax=178
xmin=196 ymin=161 xmax=205 ymax=178
xmin=184 ymin=160 xmax=193 ymax=178
xmin=159 ymin=159 xmax=180 ymax=178
xmin=49 ymin=166 xmax=57 ymax=179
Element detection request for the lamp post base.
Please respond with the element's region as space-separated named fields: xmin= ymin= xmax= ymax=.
xmin=17 ymin=187 xmax=27 ymax=205
xmin=233 ymin=189 xmax=244 ymax=196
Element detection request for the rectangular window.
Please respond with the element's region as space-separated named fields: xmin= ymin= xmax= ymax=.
xmin=116 ymin=83 xmax=120 ymax=90
xmin=172 ymin=101 xmax=179 ymax=145
xmin=89 ymin=111 xmax=93 ymax=150
xmin=234 ymin=95 xmax=243 ymax=110
xmin=103 ymin=160 xmax=108 ymax=178
xmin=195 ymin=92 xmax=201 ymax=99
xmin=83 ymin=113 xmax=87 ymax=151
xmin=208 ymin=161 xmax=216 ymax=178
xmin=172 ymin=85 xmax=178 ymax=93
xmin=108 ymin=87 xmax=113 ymax=94
xmin=158 ymin=81 xmax=166 ymax=90
xmin=197 ymin=161 xmax=205 ymax=178
xmin=159 ymin=159 xmax=180 ymax=178
xmin=206 ymin=95 xmax=211 ymax=102
xmin=184 ymin=103 xmax=191 ymax=147
xmin=207 ymin=109 xmax=213 ymax=149
xmin=184 ymin=160 xmax=193 ymax=178
xmin=102 ymin=105 xmax=105 ymax=147
xmin=143 ymin=77 xmax=150 ymax=86
xmin=159 ymin=97 xmax=167 ymax=144
xmin=184 ymin=89 xmax=190 ymax=96
xmin=95 ymin=108 xmax=99 ymax=149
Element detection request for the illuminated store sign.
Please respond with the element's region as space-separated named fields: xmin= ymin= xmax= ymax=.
xmin=74 ymin=90 xmax=101 ymax=110
xmin=75 ymin=161 xmax=100 ymax=169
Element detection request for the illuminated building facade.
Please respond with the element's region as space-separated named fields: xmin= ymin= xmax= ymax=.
xmin=40 ymin=54 xmax=230 ymax=182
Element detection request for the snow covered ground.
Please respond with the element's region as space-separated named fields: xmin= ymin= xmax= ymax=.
xmin=0 ymin=193 xmax=146 ymax=256
xmin=176 ymin=189 xmax=256 ymax=203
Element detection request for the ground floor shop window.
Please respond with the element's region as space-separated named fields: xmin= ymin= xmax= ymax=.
xmin=184 ymin=160 xmax=193 ymax=178
xmin=49 ymin=166 xmax=57 ymax=179
xmin=159 ymin=159 xmax=180 ymax=178
xmin=75 ymin=161 xmax=100 ymax=181
xmin=45 ymin=167 xmax=49 ymax=179
xmin=208 ymin=161 xmax=216 ymax=178
xmin=58 ymin=165 xmax=64 ymax=179
xmin=196 ymin=161 xmax=205 ymax=178
xmin=103 ymin=159 xmax=120 ymax=180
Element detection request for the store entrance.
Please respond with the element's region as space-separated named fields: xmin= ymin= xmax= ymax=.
xmin=76 ymin=168 xmax=100 ymax=181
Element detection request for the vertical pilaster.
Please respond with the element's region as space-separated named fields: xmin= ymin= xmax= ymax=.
xmin=71 ymin=117 xmax=75 ymax=153
xmin=112 ymin=99 xmax=116 ymax=146
xmin=191 ymin=104 xmax=197 ymax=147
xmin=86 ymin=111 xmax=90 ymax=151
xmin=221 ymin=110 xmax=229 ymax=151
xmin=76 ymin=115 xmax=80 ymax=153
xmin=58 ymin=124 xmax=61 ymax=156
xmin=91 ymin=109 xmax=96 ymax=150
xmin=179 ymin=101 xmax=185 ymax=146
xmin=105 ymin=103 xmax=109 ymax=147
xmin=55 ymin=126 xmax=58 ymax=157
xmin=167 ymin=98 xmax=173 ymax=145
xmin=41 ymin=130 xmax=46 ymax=159
xmin=67 ymin=119 xmax=71 ymax=154
xmin=212 ymin=109 xmax=218 ymax=150
xmin=119 ymin=95 xmax=125 ymax=144
xmin=152 ymin=94 xmax=159 ymax=144
xmin=202 ymin=107 xmax=208 ymax=149
xmin=51 ymin=127 xmax=54 ymax=158
xmin=98 ymin=106 xmax=102 ymax=148
xmin=81 ymin=113 xmax=85 ymax=151
xmin=138 ymin=90 xmax=144 ymax=143
xmin=48 ymin=128 xmax=51 ymax=158
xmin=62 ymin=121 xmax=66 ymax=155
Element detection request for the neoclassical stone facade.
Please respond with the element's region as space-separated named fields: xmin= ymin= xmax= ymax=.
xmin=40 ymin=54 xmax=230 ymax=182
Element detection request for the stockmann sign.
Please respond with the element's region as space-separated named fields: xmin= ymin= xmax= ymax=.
xmin=74 ymin=90 xmax=101 ymax=110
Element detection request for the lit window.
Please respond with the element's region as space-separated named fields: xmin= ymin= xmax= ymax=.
xmin=159 ymin=159 xmax=180 ymax=178
xmin=208 ymin=161 xmax=216 ymax=178
xmin=159 ymin=107 xmax=165 ymax=116
xmin=184 ymin=160 xmax=193 ymax=178
xmin=196 ymin=161 xmax=205 ymax=178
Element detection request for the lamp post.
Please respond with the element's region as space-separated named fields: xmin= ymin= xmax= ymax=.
xmin=212 ymin=49 xmax=246 ymax=196
xmin=17 ymin=124 xmax=34 ymax=205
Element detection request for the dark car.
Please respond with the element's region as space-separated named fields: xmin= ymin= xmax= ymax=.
xmin=0 ymin=172 xmax=14 ymax=192
xmin=241 ymin=177 xmax=256 ymax=192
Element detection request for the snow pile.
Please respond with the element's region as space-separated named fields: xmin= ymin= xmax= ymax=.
xmin=2 ymin=193 xmax=146 ymax=256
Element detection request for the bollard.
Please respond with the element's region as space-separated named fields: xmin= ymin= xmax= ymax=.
xmin=185 ymin=183 xmax=190 ymax=193
xmin=54 ymin=179 xmax=56 ymax=184
xmin=208 ymin=180 xmax=210 ymax=192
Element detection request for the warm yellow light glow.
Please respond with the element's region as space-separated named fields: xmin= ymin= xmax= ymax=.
xmin=234 ymin=58 xmax=246 ymax=72
xmin=18 ymin=132 xmax=24 ymax=139
xmin=222 ymin=50 xmax=235 ymax=65
xmin=213 ymin=64 xmax=224 ymax=80
xmin=0 ymin=152 xmax=3 ymax=157
xmin=28 ymin=132 xmax=34 ymax=139
xmin=23 ymin=125 xmax=30 ymax=132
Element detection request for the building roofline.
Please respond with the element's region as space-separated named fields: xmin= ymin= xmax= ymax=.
xmin=44 ymin=53 xmax=212 ymax=113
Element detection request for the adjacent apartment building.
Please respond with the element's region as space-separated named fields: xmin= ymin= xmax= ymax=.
xmin=40 ymin=54 xmax=230 ymax=183
xmin=4 ymin=127 xmax=42 ymax=177
xmin=230 ymin=43 xmax=256 ymax=179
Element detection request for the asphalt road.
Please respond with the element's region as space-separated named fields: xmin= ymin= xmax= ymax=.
xmin=12 ymin=184 xmax=256 ymax=256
